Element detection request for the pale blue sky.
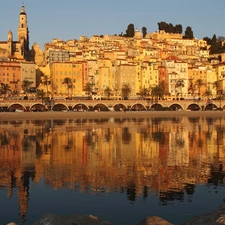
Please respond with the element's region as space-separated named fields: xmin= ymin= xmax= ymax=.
xmin=0 ymin=0 xmax=224 ymax=49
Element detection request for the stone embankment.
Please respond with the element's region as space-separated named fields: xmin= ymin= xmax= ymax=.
xmin=5 ymin=203 xmax=225 ymax=225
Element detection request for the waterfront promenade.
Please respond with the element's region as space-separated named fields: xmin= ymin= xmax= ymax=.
xmin=0 ymin=110 xmax=225 ymax=121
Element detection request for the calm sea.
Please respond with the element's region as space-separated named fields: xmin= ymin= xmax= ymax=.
xmin=0 ymin=115 xmax=225 ymax=225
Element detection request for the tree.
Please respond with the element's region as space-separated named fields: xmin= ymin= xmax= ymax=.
xmin=104 ymin=86 xmax=112 ymax=99
xmin=36 ymin=89 xmax=46 ymax=104
xmin=41 ymin=75 xmax=51 ymax=97
xmin=142 ymin=27 xmax=147 ymax=38
xmin=62 ymin=77 xmax=73 ymax=97
xmin=159 ymin=81 xmax=169 ymax=99
xmin=195 ymin=79 xmax=205 ymax=98
xmin=139 ymin=87 xmax=149 ymax=99
xmin=126 ymin=24 xmax=135 ymax=37
xmin=202 ymin=89 xmax=212 ymax=100
xmin=121 ymin=84 xmax=131 ymax=100
xmin=183 ymin=26 xmax=194 ymax=39
xmin=175 ymin=79 xmax=185 ymax=98
xmin=188 ymin=79 xmax=196 ymax=97
xmin=83 ymin=82 xmax=93 ymax=96
xmin=151 ymin=85 xmax=163 ymax=102
xmin=22 ymin=80 xmax=33 ymax=95
xmin=0 ymin=83 xmax=11 ymax=97
xmin=213 ymin=81 xmax=220 ymax=97
xmin=175 ymin=24 xmax=182 ymax=34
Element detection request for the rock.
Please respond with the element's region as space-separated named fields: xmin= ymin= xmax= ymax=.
xmin=32 ymin=213 xmax=65 ymax=225
xmin=32 ymin=213 xmax=112 ymax=225
xmin=136 ymin=216 xmax=173 ymax=225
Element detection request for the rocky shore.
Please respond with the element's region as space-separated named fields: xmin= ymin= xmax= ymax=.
xmin=5 ymin=203 xmax=225 ymax=225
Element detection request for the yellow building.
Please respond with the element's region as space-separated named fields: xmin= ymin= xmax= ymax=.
xmin=97 ymin=58 xmax=113 ymax=94
xmin=50 ymin=62 xmax=83 ymax=97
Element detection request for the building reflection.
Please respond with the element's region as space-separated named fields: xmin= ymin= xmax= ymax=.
xmin=0 ymin=116 xmax=225 ymax=221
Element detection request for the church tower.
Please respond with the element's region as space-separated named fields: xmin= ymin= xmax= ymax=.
xmin=18 ymin=5 xmax=29 ymax=58
xmin=7 ymin=30 xmax=13 ymax=56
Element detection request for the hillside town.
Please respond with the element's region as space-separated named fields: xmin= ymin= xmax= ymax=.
xmin=1 ymin=5 xmax=225 ymax=100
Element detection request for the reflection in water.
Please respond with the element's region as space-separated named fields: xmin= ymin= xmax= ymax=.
xmin=1 ymin=116 xmax=225 ymax=223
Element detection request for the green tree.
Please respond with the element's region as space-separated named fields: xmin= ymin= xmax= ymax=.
xmin=213 ymin=81 xmax=220 ymax=97
xmin=188 ymin=79 xmax=195 ymax=97
xmin=139 ymin=87 xmax=149 ymax=99
xmin=183 ymin=26 xmax=194 ymax=39
xmin=83 ymin=82 xmax=93 ymax=96
xmin=142 ymin=27 xmax=147 ymax=38
xmin=0 ymin=83 xmax=11 ymax=97
xmin=175 ymin=79 xmax=185 ymax=98
xmin=195 ymin=79 xmax=205 ymax=98
xmin=121 ymin=84 xmax=131 ymax=100
xmin=104 ymin=86 xmax=112 ymax=99
xmin=41 ymin=75 xmax=51 ymax=97
xmin=175 ymin=24 xmax=182 ymax=34
xmin=151 ymin=85 xmax=163 ymax=102
xmin=36 ymin=89 xmax=46 ymax=104
xmin=22 ymin=80 xmax=33 ymax=95
xmin=62 ymin=77 xmax=73 ymax=97
xmin=126 ymin=24 xmax=135 ymax=37
xmin=159 ymin=81 xmax=169 ymax=99
xmin=203 ymin=89 xmax=212 ymax=100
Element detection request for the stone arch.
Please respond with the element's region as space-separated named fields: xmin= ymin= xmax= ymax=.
xmin=113 ymin=103 xmax=127 ymax=111
xmin=52 ymin=103 xmax=69 ymax=111
xmin=151 ymin=103 xmax=163 ymax=111
xmin=30 ymin=103 xmax=48 ymax=112
xmin=130 ymin=103 xmax=147 ymax=111
xmin=205 ymin=103 xmax=218 ymax=111
xmin=169 ymin=103 xmax=183 ymax=111
xmin=72 ymin=103 xmax=89 ymax=112
xmin=93 ymin=103 xmax=109 ymax=111
xmin=186 ymin=103 xmax=201 ymax=111
xmin=8 ymin=103 xmax=26 ymax=112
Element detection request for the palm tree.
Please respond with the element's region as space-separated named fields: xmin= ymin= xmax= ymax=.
xmin=22 ymin=80 xmax=33 ymax=96
xmin=62 ymin=77 xmax=73 ymax=97
xmin=36 ymin=89 xmax=46 ymax=104
xmin=0 ymin=83 xmax=11 ymax=97
xmin=104 ymin=86 xmax=112 ymax=99
xmin=159 ymin=81 xmax=169 ymax=99
xmin=188 ymin=78 xmax=195 ymax=98
xmin=175 ymin=79 xmax=185 ymax=98
xmin=121 ymin=84 xmax=131 ymax=100
xmin=139 ymin=87 xmax=149 ymax=99
xmin=151 ymin=85 xmax=163 ymax=102
xmin=41 ymin=75 xmax=51 ymax=97
xmin=83 ymin=82 xmax=93 ymax=96
xmin=213 ymin=81 xmax=220 ymax=98
xmin=195 ymin=79 xmax=205 ymax=98
xmin=203 ymin=89 xmax=213 ymax=100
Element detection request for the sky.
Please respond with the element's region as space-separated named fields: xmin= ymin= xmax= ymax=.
xmin=0 ymin=0 xmax=225 ymax=49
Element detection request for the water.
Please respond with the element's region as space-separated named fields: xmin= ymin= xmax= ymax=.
xmin=0 ymin=115 xmax=225 ymax=225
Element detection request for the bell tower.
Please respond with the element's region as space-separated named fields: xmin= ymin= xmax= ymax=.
xmin=18 ymin=5 xmax=29 ymax=57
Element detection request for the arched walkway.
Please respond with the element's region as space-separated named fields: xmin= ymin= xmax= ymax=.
xmin=130 ymin=103 xmax=146 ymax=111
xmin=169 ymin=104 xmax=183 ymax=111
xmin=113 ymin=103 xmax=127 ymax=111
xmin=72 ymin=103 xmax=89 ymax=112
xmin=30 ymin=104 xmax=48 ymax=112
xmin=151 ymin=103 xmax=164 ymax=111
xmin=186 ymin=104 xmax=201 ymax=111
xmin=93 ymin=103 xmax=109 ymax=111
xmin=52 ymin=103 xmax=69 ymax=111
xmin=8 ymin=103 xmax=26 ymax=112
